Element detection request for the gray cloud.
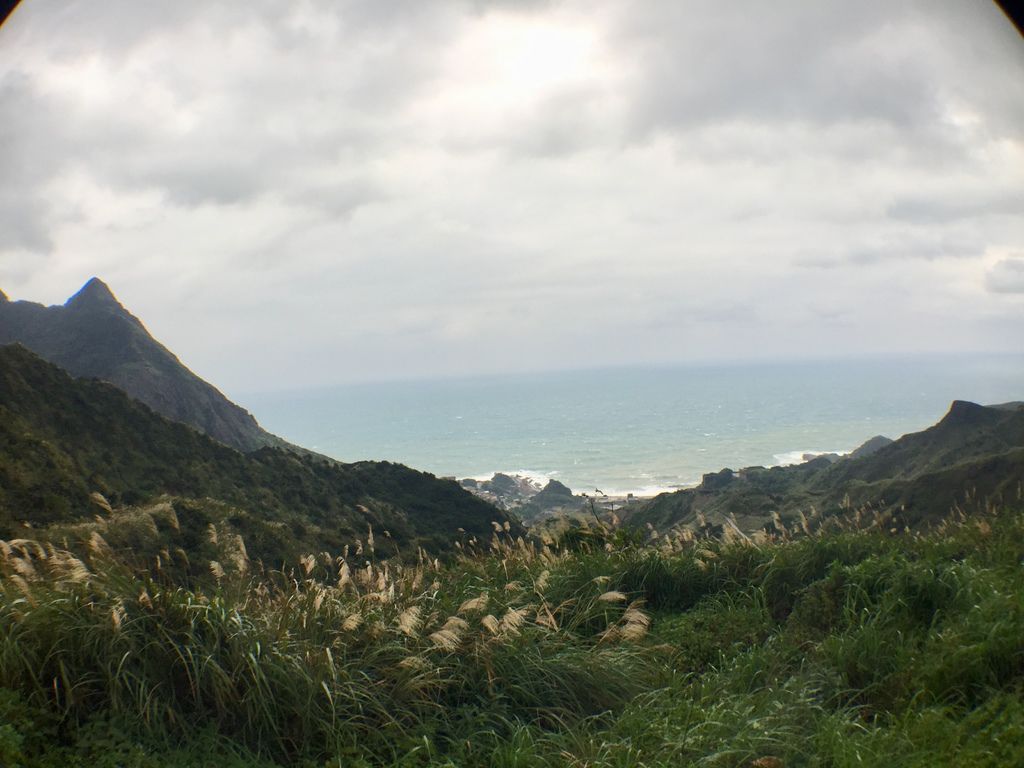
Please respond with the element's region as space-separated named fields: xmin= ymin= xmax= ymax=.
xmin=887 ymin=193 xmax=1024 ymax=224
xmin=987 ymin=258 xmax=1024 ymax=294
xmin=290 ymin=180 xmax=381 ymax=218
xmin=846 ymin=234 xmax=984 ymax=264
xmin=610 ymin=0 xmax=1024 ymax=140
xmin=0 ymin=0 xmax=1022 ymax=389
xmin=0 ymin=0 xmax=460 ymax=232
xmin=0 ymin=190 xmax=54 ymax=253
xmin=613 ymin=2 xmax=930 ymax=131
xmin=794 ymin=230 xmax=988 ymax=269
xmin=0 ymin=73 xmax=62 ymax=251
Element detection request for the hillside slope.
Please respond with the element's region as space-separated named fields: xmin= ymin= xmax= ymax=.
xmin=0 ymin=344 xmax=518 ymax=564
xmin=631 ymin=401 xmax=1024 ymax=533
xmin=0 ymin=278 xmax=275 ymax=451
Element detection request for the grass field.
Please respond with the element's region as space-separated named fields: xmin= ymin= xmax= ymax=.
xmin=2 ymin=503 xmax=1023 ymax=767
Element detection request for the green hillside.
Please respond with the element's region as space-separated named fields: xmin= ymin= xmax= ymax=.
xmin=0 ymin=278 xmax=277 ymax=451
xmin=2 ymin=498 xmax=1023 ymax=766
xmin=631 ymin=400 xmax=1024 ymax=534
xmin=0 ymin=344 xmax=518 ymax=569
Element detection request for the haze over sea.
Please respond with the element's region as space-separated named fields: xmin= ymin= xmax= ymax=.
xmin=242 ymin=355 xmax=1024 ymax=497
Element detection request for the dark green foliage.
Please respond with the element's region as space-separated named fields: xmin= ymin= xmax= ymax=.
xmin=0 ymin=345 xmax=520 ymax=564
xmin=650 ymin=589 xmax=774 ymax=672
xmin=2 ymin=379 xmax=1024 ymax=766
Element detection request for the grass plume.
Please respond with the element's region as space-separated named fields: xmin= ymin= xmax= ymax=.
xmin=1 ymin=503 xmax=1023 ymax=766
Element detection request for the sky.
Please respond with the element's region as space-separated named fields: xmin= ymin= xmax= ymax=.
xmin=1 ymin=0 xmax=1022 ymax=393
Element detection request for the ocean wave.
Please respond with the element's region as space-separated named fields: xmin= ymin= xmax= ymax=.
xmin=771 ymin=449 xmax=850 ymax=467
xmin=464 ymin=469 xmax=693 ymax=498
xmin=468 ymin=469 xmax=560 ymax=490
xmin=595 ymin=483 xmax=694 ymax=498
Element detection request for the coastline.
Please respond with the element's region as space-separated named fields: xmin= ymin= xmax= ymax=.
xmin=458 ymin=469 xmax=690 ymax=501
xmin=244 ymin=356 xmax=1024 ymax=508
xmin=455 ymin=444 xmax=858 ymax=505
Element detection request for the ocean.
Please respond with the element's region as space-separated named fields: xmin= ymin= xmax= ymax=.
xmin=240 ymin=355 xmax=1024 ymax=497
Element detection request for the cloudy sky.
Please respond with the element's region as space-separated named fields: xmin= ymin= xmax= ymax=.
xmin=1 ymin=1 xmax=1022 ymax=392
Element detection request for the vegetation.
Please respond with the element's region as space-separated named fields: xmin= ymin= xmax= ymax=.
xmin=632 ymin=400 xmax=1024 ymax=535
xmin=2 ymin=499 xmax=1023 ymax=767
xmin=0 ymin=278 xmax=279 ymax=452
xmin=4 ymin=282 xmax=1024 ymax=765
xmin=0 ymin=344 xmax=521 ymax=562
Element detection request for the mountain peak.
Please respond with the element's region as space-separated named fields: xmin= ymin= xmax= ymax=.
xmin=65 ymin=277 xmax=122 ymax=311
xmin=937 ymin=399 xmax=993 ymax=428
xmin=947 ymin=399 xmax=984 ymax=415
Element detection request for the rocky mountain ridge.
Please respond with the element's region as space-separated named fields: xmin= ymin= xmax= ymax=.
xmin=0 ymin=278 xmax=276 ymax=452
xmin=629 ymin=399 xmax=1024 ymax=534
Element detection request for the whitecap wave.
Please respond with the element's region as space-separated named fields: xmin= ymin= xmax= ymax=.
xmin=595 ymin=483 xmax=694 ymax=498
xmin=463 ymin=469 xmax=694 ymax=498
xmin=771 ymin=449 xmax=850 ymax=467
xmin=468 ymin=469 xmax=560 ymax=490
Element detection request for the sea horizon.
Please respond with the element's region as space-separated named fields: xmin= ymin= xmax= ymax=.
xmin=239 ymin=353 xmax=1024 ymax=498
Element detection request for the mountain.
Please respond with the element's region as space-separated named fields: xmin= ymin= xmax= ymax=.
xmin=629 ymin=401 xmax=1024 ymax=534
xmin=0 ymin=278 xmax=275 ymax=451
xmin=825 ymin=400 xmax=1024 ymax=485
xmin=0 ymin=344 xmax=521 ymax=569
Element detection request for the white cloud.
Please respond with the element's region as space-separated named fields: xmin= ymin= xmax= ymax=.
xmin=0 ymin=0 xmax=1022 ymax=390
